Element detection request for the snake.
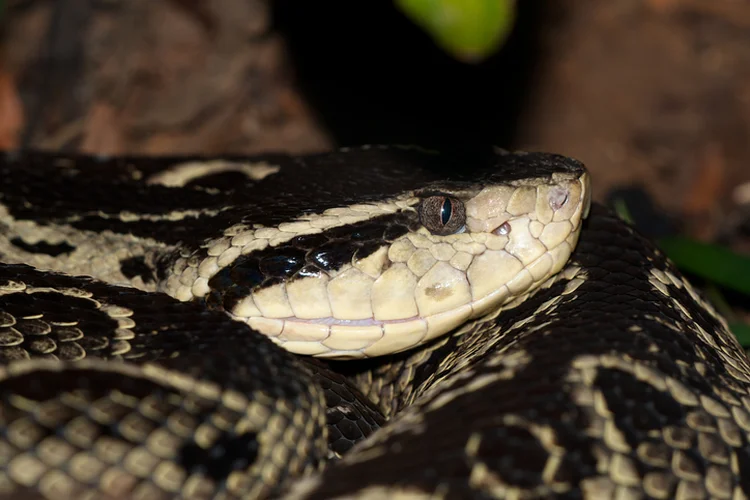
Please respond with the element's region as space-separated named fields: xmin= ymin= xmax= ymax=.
xmin=0 ymin=146 xmax=749 ymax=500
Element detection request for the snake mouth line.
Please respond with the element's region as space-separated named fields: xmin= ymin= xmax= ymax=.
xmin=281 ymin=316 xmax=420 ymax=327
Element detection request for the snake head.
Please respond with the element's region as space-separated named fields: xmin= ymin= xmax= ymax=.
xmin=196 ymin=148 xmax=591 ymax=359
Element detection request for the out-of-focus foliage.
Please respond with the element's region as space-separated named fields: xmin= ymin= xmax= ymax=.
xmin=395 ymin=0 xmax=515 ymax=63
xmin=658 ymin=236 xmax=750 ymax=297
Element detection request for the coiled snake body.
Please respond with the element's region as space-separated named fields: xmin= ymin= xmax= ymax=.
xmin=0 ymin=147 xmax=749 ymax=499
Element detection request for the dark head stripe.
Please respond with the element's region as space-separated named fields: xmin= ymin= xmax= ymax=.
xmin=205 ymin=212 xmax=420 ymax=313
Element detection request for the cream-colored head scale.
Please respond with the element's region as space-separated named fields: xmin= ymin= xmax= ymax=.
xmin=218 ymin=161 xmax=591 ymax=359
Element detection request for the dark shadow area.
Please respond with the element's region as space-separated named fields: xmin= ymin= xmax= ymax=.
xmin=272 ymin=1 xmax=548 ymax=150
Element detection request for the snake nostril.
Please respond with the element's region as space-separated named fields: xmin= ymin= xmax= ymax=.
xmin=549 ymin=187 xmax=569 ymax=211
xmin=493 ymin=222 xmax=511 ymax=236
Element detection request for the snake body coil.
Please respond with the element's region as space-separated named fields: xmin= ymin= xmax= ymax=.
xmin=0 ymin=147 xmax=749 ymax=499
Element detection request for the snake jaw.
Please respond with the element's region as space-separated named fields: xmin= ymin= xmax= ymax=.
xmin=228 ymin=169 xmax=591 ymax=360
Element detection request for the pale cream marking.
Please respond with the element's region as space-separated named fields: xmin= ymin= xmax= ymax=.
xmin=252 ymin=285 xmax=294 ymax=318
xmin=423 ymin=303 xmax=473 ymax=340
xmin=354 ymin=245 xmax=389 ymax=278
xmin=526 ymin=253 xmax=554 ymax=282
xmin=78 ymin=208 xmax=228 ymax=223
xmin=466 ymin=250 xmax=524 ymax=301
xmin=506 ymin=185 xmax=537 ymax=216
xmin=603 ymin=421 xmax=632 ymax=454
xmin=388 ymin=238 xmax=417 ymax=263
xmin=246 ymin=317 xmax=283 ymax=338
xmin=278 ymin=321 xmax=330 ymax=343
xmin=506 ymin=268 xmax=534 ymax=295
xmin=406 ymin=248 xmax=438 ymax=278
xmin=146 ymin=160 xmax=280 ymax=187
xmin=464 ymin=184 xmax=516 ymax=231
xmin=285 ymin=274 xmax=332 ymax=320
xmin=429 ymin=242 xmax=456 ymax=261
xmin=448 ymin=251 xmax=473 ymax=272
xmin=365 ymin=320 xmax=428 ymax=357
xmin=0 ymin=207 xmax=168 ymax=291
xmin=327 ymin=268 xmax=375 ymax=320
xmin=371 ymin=263 xmax=419 ymax=321
xmin=505 ymin=217 xmax=548 ymax=264
xmin=322 ymin=325 xmax=383 ymax=351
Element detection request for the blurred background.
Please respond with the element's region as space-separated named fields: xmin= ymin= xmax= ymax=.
xmin=1 ymin=0 xmax=749 ymax=340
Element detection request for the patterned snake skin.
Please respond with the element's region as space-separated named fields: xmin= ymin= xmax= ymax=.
xmin=1 ymin=147 xmax=749 ymax=500
xmin=291 ymin=205 xmax=750 ymax=499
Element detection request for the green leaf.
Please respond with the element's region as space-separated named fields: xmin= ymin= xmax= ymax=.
xmin=395 ymin=0 xmax=516 ymax=63
xmin=657 ymin=236 xmax=750 ymax=296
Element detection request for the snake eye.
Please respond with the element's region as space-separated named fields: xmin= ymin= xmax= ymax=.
xmin=419 ymin=195 xmax=466 ymax=236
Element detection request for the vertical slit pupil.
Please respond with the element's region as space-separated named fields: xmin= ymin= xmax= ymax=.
xmin=440 ymin=198 xmax=452 ymax=225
